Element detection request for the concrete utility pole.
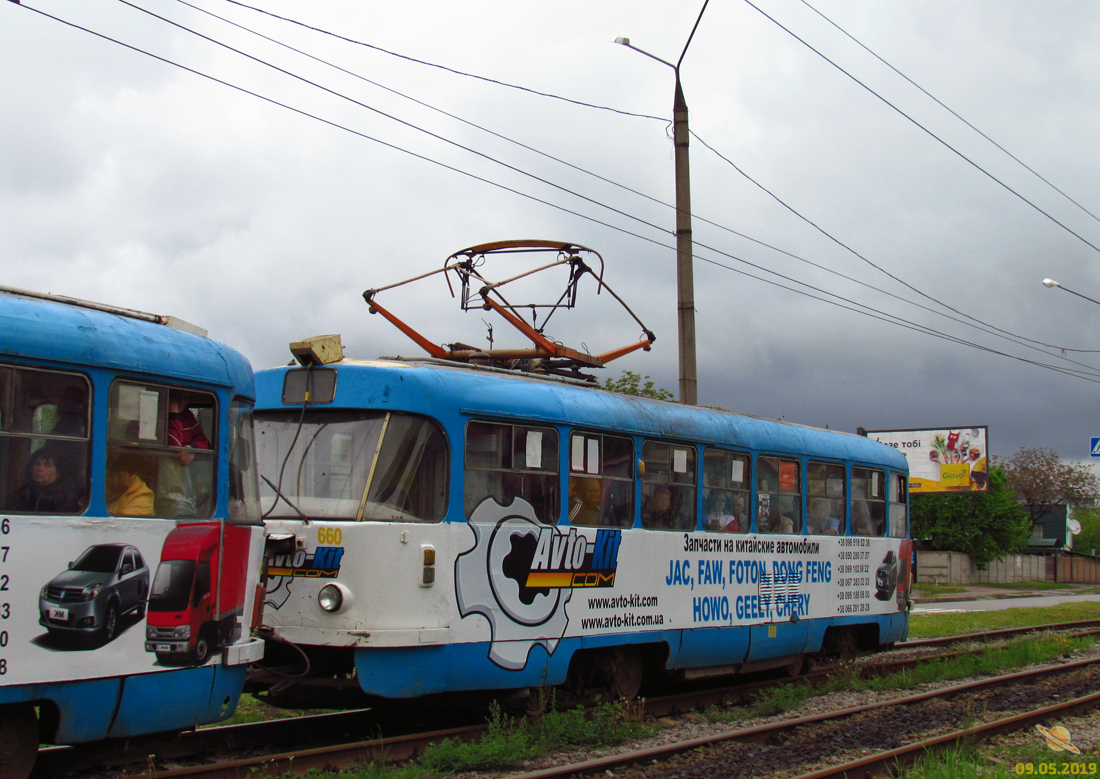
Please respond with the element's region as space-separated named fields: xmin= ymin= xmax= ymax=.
xmin=616 ymin=0 xmax=708 ymax=405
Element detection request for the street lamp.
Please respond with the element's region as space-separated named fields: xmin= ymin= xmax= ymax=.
xmin=615 ymin=0 xmax=709 ymax=406
xmin=1042 ymin=278 xmax=1100 ymax=308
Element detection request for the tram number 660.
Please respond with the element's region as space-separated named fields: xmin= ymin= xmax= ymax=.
xmin=317 ymin=527 xmax=342 ymax=545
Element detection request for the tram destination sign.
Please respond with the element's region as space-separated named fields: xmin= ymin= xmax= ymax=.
xmin=864 ymin=426 xmax=989 ymax=494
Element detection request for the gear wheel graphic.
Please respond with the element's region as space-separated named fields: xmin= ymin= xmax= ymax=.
xmin=455 ymin=497 xmax=571 ymax=670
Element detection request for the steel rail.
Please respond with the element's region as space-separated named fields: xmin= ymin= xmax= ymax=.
xmin=506 ymin=655 xmax=1100 ymax=779
xmin=40 ymin=621 xmax=1100 ymax=776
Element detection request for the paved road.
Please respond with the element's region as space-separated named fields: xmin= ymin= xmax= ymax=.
xmin=913 ymin=592 xmax=1100 ymax=613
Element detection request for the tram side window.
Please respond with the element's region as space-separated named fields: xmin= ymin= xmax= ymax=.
xmin=228 ymin=400 xmax=262 ymax=526
xmin=807 ymin=462 xmax=845 ymax=536
xmin=568 ymin=432 xmax=633 ymax=528
xmin=107 ymin=382 xmax=216 ymax=518
xmin=465 ymin=421 xmax=559 ymax=524
xmin=889 ymin=473 xmax=908 ymax=538
xmin=641 ymin=440 xmax=696 ymax=531
xmin=0 ymin=365 xmax=90 ymax=514
xmin=851 ymin=467 xmax=885 ymax=537
xmin=703 ymin=449 xmax=750 ymax=533
xmin=756 ymin=456 xmax=801 ymax=534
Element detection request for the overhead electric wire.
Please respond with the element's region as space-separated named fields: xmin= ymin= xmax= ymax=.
xmin=797 ymin=0 xmax=1100 ymax=231
xmin=692 ymin=128 xmax=1100 ymax=358
xmin=180 ymin=0 xmax=1100 ymax=368
xmin=12 ymin=2 xmax=1100 ymax=386
xmin=117 ymin=0 xmax=689 ymax=263
xmin=220 ymin=0 xmax=666 ymax=123
xmin=208 ymin=0 xmax=1100 ymax=362
xmin=178 ymin=0 xmax=1100 ymax=375
xmin=741 ymin=0 xmax=1100 ymax=259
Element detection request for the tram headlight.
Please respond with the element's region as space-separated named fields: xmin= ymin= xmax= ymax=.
xmin=318 ymin=584 xmax=342 ymax=612
xmin=318 ymin=583 xmax=351 ymax=613
xmin=80 ymin=584 xmax=103 ymax=601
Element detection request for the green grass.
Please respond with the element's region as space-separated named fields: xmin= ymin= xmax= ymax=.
xmin=206 ymin=693 xmax=340 ymax=728
xmin=703 ymin=632 xmax=1100 ymax=725
xmin=908 ymin=601 xmax=1100 ymax=639
xmin=981 ymin=581 xmax=1081 ymax=591
xmin=911 ymin=583 xmax=967 ymax=596
xmin=261 ymin=697 xmax=653 ymax=778
xmin=901 ymin=737 xmax=1098 ymax=778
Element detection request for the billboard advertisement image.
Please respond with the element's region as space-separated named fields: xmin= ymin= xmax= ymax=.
xmin=865 ymin=427 xmax=988 ymax=494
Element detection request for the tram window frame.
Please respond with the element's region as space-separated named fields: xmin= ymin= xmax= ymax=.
xmin=0 ymin=365 xmax=91 ymax=515
xmin=889 ymin=473 xmax=908 ymax=538
xmin=568 ymin=431 xmax=634 ymax=528
xmin=227 ymin=399 xmax=263 ymax=526
xmin=756 ymin=456 xmax=802 ymax=534
xmin=702 ymin=449 xmax=750 ymax=533
xmin=362 ymin=413 xmax=449 ymax=523
xmin=641 ymin=440 xmax=696 ymax=531
xmin=107 ymin=380 xmax=218 ymax=519
xmin=464 ymin=420 xmax=559 ymax=524
xmin=807 ymin=461 xmax=845 ymax=536
xmin=851 ymin=467 xmax=886 ymax=537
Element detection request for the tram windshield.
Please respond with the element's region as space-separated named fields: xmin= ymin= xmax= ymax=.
xmin=255 ymin=410 xmax=448 ymax=522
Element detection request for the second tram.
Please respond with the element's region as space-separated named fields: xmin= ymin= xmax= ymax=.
xmin=0 ymin=287 xmax=266 ymax=777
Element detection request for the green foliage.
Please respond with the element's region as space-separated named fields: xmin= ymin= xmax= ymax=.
xmin=908 ymin=601 xmax=1100 ymax=639
xmin=1072 ymin=505 xmax=1100 ymax=556
xmin=751 ymin=683 xmax=813 ymax=716
xmin=911 ymin=466 xmax=1030 ymax=566
xmin=418 ymin=698 xmax=651 ymax=775
xmin=999 ymin=446 xmax=1100 ymax=527
xmin=602 ymin=370 xmax=674 ymax=400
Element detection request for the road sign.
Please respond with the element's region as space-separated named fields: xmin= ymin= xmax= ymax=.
xmin=1092 ymin=438 xmax=1100 ymax=457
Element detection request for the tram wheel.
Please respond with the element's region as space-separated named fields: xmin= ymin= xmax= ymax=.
xmin=785 ymin=654 xmax=807 ymax=677
xmin=607 ymin=647 xmax=644 ymax=701
xmin=0 ymin=704 xmax=38 ymax=779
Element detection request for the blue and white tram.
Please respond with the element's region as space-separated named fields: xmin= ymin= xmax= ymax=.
xmin=0 ymin=287 xmax=266 ymax=777
xmin=253 ymin=348 xmax=910 ymax=705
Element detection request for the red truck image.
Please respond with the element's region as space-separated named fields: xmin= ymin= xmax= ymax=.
xmin=145 ymin=521 xmax=251 ymax=664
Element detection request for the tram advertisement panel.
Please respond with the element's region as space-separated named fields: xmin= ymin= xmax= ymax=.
xmin=454 ymin=498 xmax=908 ymax=672
xmin=0 ymin=515 xmax=261 ymax=685
xmin=866 ymin=427 xmax=987 ymax=493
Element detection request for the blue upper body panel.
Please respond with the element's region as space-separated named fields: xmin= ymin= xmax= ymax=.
xmin=0 ymin=290 xmax=254 ymax=397
xmin=254 ymin=359 xmax=907 ymax=471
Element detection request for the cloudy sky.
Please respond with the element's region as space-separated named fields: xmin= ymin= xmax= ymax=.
xmin=3 ymin=0 xmax=1098 ymax=467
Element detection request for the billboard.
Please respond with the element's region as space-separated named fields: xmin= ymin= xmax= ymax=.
xmin=865 ymin=426 xmax=989 ymax=494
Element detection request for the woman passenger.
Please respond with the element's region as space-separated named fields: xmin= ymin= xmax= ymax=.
xmin=11 ymin=445 xmax=81 ymax=513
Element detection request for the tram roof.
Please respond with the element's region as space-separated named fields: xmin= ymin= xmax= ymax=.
xmin=0 ymin=288 xmax=254 ymax=393
xmin=255 ymin=357 xmax=907 ymax=470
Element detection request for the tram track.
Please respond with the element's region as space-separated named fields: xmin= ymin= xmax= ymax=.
xmin=38 ymin=621 xmax=1100 ymax=778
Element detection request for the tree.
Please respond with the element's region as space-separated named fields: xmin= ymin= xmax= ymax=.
xmin=910 ymin=466 xmax=1030 ymax=566
xmin=998 ymin=447 xmax=1100 ymax=530
xmin=602 ymin=370 xmax=674 ymax=401
xmin=1072 ymin=506 xmax=1100 ymax=557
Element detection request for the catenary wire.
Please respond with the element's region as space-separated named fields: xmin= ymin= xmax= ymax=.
xmin=220 ymin=0 xmax=665 ymax=123
xmin=207 ymin=0 xmax=1100 ymax=360
xmin=741 ymin=0 xmax=1100 ymax=258
xmin=12 ymin=2 xmax=1100 ymax=385
xmin=797 ymin=0 xmax=1100 ymax=231
xmin=174 ymin=0 xmax=1100 ymax=368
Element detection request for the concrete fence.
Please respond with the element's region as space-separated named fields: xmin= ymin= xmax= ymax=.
xmin=916 ymin=550 xmax=1100 ymax=584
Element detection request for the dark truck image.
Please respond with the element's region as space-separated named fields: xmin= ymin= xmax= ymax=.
xmin=145 ymin=521 xmax=249 ymax=664
xmin=39 ymin=543 xmax=150 ymax=645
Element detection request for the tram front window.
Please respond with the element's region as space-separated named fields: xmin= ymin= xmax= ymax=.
xmin=255 ymin=411 xmax=448 ymax=522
